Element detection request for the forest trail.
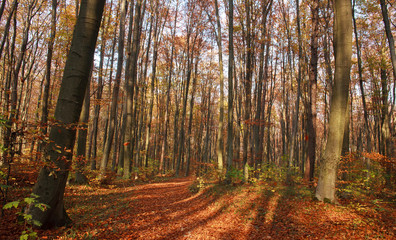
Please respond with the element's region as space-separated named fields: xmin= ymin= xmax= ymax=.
xmin=60 ymin=177 xmax=255 ymax=239
xmin=2 ymin=175 xmax=395 ymax=239
xmin=47 ymin=177 xmax=395 ymax=239
xmin=45 ymin=178 xmax=251 ymax=239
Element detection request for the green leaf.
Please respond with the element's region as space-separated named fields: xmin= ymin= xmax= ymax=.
xmin=3 ymin=201 xmax=19 ymax=209
xmin=23 ymin=213 xmax=32 ymax=221
xmin=19 ymin=233 xmax=29 ymax=240
xmin=29 ymin=232 xmax=38 ymax=238
xmin=24 ymin=197 xmax=36 ymax=205
xmin=32 ymin=220 xmax=42 ymax=227
xmin=30 ymin=193 xmax=39 ymax=198
xmin=35 ymin=203 xmax=49 ymax=212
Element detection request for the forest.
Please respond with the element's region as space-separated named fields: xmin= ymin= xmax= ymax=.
xmin=0 ymin=0 xmax=395 ymax=239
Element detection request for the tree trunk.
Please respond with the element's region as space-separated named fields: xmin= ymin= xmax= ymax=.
xmin=226 ymin=0 xmax=234 ymax=180
xmin=75 ymin=79 xmax=90 ymax=184
xmin=38 ymin=0 xmax=58 ymax=159
xmin=214 ymin=0 xmax=225 ymax=175
xmin=352 ymin=0 xmax=371 ymax=152
xmin=100 ymin=0 xmax=128 ymax=175
xmin=123 ymin=0 xmax=144 ymax=179
xmin=144 ymin=1 xmax=162 ymax=168
xmin=379 ymin=0 xmax=396 ymax=81
xmin=27 ymin=0 xmax=105 ymax=228
xmin=315 ymin=0 xmax=352 ymax=203
xmin=0 ymin=0 xmax=17 ymax=61
xmin=159 ymin=0 xmax=179 ymax=174
xmin=242 ymin=0 xmax=253 ymax=182
xmin=305 ymin=0 xmax=319 ymax=181
xmin=185 ymin=56 xmax=199 ymax=176
xmin=288 ymin=0 xmax=302 ymax=169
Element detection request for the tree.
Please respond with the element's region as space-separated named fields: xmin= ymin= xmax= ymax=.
xmin=379 ymin=0 xmax=396 ymax=81
xmin=214 ymin=0 xmax=225 ymax=175
xmin=40 ymin=0 xmax=58 ymax=155
xmin=305 ymin=0 xmax=319 ymax=181
xmin=226 ymin=0 xmax=234 ymax=180
xmin=315 ymin=0 xmax=352 ymax=203
xmin=123 ymin=0 xmax=145 ymax=179
xmin=100 ymin=0 xmax=128 ymax=175
xmin=26 ymin=0 xmax=105 ymax=228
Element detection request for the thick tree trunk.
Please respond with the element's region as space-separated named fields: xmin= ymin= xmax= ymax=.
xmin=27 ymin=0 xmax=105 ymax=228
xmin=316 ymin=0 xmax=352 ymax=203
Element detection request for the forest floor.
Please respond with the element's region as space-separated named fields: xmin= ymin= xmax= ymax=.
xmin=1 ymin=163 xmax=395 ymax=239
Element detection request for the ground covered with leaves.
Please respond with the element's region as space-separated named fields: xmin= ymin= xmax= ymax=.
xmin=1 ymin=165 xmax=395 ymax=239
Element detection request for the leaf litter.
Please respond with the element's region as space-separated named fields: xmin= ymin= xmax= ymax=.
xmin=1 ymin=174 xmax=395 ymax=239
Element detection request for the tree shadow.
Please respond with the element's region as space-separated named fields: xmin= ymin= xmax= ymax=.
xmin=246 ymin=184 xmax=311 ymax=239
xmin=45 ymin=178 xmax=238 ymax=239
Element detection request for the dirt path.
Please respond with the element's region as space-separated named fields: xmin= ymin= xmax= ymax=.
xmin=59 ymin=177 xmax=252 ymax=239
xmin=3 ymin=176 xmax=393 ymax=239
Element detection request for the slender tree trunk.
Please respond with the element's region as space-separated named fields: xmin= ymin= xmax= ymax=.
xmin=4 ymin=0 xmax=33 ymax=166
xmin=214 ymin=0 xmax=225 ymax=175
xmin=288 ymin=0 xmax=302 ymax=169
xmin=0 ymin=0 xmax=6 ymax=22
xmin=39 ymin=0 xmax=58 ymax=157
xmin=100 ymin=0 xmax=128 ymax=175
xmin=144 ymin=1 xmax=162 ymax=168
xmin=226 ymin=0 xmax=234 ymax=179
xmin=123 ymin=0 xmax=144 ymax=179
xmin=176 ymin=41 xmax=194 ymax=176
xmin=75 ymin=79 xmax=90 ymax=184
xmin=316 ymin=0 xmax=352 ymax=203
xmin=242 ymin=0 xmax=253 ymax=182
xmin=27 ymin=0 xmax=105 ymax=228
xmin=0 ymin=0 xmax=17 ymax=61
xmin=159 ymin=0 xmax=178 ymax=174
xmin=185 ymin=57 xmax=199 ymax=176
xmin=352 ymin=0 xmax=371 ymax=152
xmin=305 ymin=0 xmax=319 ymax=181
xmin=379 ymin=0 xmax=396 ymax=81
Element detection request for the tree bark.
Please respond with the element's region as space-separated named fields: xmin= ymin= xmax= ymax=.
xmin=316 ymin=0 xmax=352 ymax=203
xmin=185 ymin=56 xmax=199 ymax=176
xmin=123 ymin=0 xmax=144 ymax=179
xmin=159 ymin=0 xmax=179 ymax=174
xmin=352 ymin=0 xmax=371 ymax=152
xmin=75 ymin=78 xmax=90 ymax=184
xmin=27 ymin=0 xmax=105 ymax=228
xmin=379 ymin=0 xmax=396 ymax=81
xmin=226 ymin=0 xmax=234 ymax=180
xmin=100 ymin=0 xmax=128 ymax=175
xmin=39 ymin=0 xmax=58 ymax=158
xmin=305 ymin=0 xmax=319 ymax=181
xmin=288 ymin=0 xmax=302 ymax=169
